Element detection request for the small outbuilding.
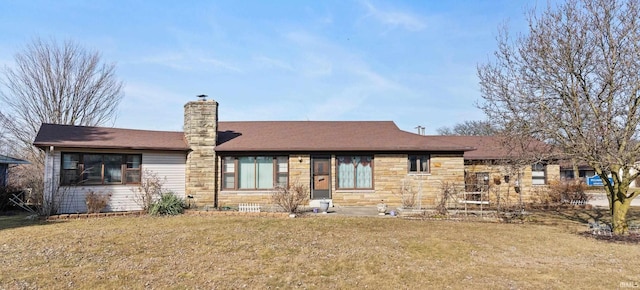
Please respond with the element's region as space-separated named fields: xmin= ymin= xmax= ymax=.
xmin=0 ymin=154 xmax=30 ymax=187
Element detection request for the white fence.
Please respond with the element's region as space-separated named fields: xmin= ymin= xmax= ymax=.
xmin=239 ymin=203 xmax=261 ymax=213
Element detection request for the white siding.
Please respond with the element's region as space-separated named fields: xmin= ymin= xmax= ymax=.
xmin=44 ymin=149 xmax=186 ymax=214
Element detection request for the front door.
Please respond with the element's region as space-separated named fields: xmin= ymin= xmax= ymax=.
xmin=311 ymin=156 xmax=331 ymax=200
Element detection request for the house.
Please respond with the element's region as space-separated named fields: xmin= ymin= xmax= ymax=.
xmin=33 ymin=99 xmax=558 ymax=213
xmin=0 ymin=154 xmax=30 ymax=187
xmin=431 ymin=136 xmax=561 ymax=204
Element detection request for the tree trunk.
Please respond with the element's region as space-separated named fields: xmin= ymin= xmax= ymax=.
xmin=610 ymin=193 xmax=631 ymax=235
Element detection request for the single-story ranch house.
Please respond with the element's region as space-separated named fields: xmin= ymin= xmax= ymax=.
xmin=33 ymin=99 xmax=560 ymax=214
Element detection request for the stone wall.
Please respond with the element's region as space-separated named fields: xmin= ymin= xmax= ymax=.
xmin=184 ymin=100 xmax=218 ymax=207
xmin=215 ymin=153 xmax=468 ymax=208
xmin=464 ymin=162 xmax=562 ymax=205
xmin=333 ymin=153 xmax=465 ymax=207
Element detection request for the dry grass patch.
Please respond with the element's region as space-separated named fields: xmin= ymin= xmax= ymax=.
xmin=0 ymin=213 xmax=639 ymax=289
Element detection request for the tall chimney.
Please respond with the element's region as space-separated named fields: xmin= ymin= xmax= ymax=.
xmin=184 ymin=97 xmax=218 ymax=207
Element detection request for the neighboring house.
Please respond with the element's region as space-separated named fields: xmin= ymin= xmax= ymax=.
xmin=0 ymin=154 xmax=30 ymax=187
xmin=428 ymin=136 xmax=561 ymax=204
xmin=33 ymin=99 xmax=558 ymax=213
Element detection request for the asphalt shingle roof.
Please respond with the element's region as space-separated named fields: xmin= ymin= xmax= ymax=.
xmin=33 ymin=123 xmax=189 ymax=151
xmin=34 ymin=122 xmax=489 ymax=154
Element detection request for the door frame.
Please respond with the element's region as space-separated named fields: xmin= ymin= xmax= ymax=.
xmin=310 ymin=155 xmax=331 ymax=200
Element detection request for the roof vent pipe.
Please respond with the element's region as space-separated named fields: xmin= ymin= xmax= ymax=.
xmin=415 ymin=125 xmax=425 ymax=135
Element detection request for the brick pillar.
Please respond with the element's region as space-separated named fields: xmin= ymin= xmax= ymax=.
xmin=184 ymin=99 xmax=218 ymax=207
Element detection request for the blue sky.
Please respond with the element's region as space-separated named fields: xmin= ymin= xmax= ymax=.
xmin=0 ymin=0 xmax=547 ymax=134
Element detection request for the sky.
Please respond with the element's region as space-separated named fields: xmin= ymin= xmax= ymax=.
xmin=0 ymin=0 xmax=550 ymax=134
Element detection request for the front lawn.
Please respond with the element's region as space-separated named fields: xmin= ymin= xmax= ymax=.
xmin=0 ymin=210 xmax=638 ymax=289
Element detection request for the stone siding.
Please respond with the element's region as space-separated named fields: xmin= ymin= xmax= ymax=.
xmin=464 ymin=162 xmax=562 ymax=205
xmin=216 ymin=153 xmax=470 ymax=208
xmin=184 ymin=100 xmax=218 ymax=206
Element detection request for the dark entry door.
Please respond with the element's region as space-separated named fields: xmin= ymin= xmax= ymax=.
xmin=311 ymin=156 xmax=331 ymax=200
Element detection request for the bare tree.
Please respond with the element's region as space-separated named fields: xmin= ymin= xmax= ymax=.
xmin=437 ymin=120 xmax=499 ymax=136
xmin=0 ymin=38 xmax=124 ymax=214
xmin=478 ymin=0 xmax=640 ymax=234
xmin=0 ymin=37 xmax=124 ymax=154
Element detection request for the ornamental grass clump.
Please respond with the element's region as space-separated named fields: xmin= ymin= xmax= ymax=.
xmin=149 ymin=192 xmax=185 ymax=216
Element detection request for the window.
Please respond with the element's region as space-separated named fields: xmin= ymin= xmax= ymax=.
xmin=61 ymin=153 xmax=80 ymax=184
xmin=60 ymin=153 xmax=142 ymax=185
xmin=222 ymin=156 xmax=288 ymax=190
xmin=464 ymin=171 xmax=489 ymax=192
xmin=125 ymin=155 xmax=141 ymax=183
xmin=337 ymin=156 xmax=373 ymax=189
xmin=408 ymin=155 xmax=430 ymax=173
xmin=532 ymin=163 xmax=546 ymax=185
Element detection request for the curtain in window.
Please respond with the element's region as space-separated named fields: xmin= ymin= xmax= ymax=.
xmin=356 ymin=157 xmax=372 ymax=188
xmin=256 ymin=157 xmax=274 ymax=189
xmin=338 ymin=156 xmax=372 ymax=189
xmin=238 ymin=157 xmax=256 ymax=189
xmin=338 ymin=157 xmax=354 ymax=188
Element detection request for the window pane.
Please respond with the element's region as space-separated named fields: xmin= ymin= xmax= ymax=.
xmin=224 ymin=157 xmax=235 ymax=173
xmin=83 ymin=154 xmax=103 ymax=184
xmin=277 ymin=173 xmax=288 ymax=187
xmin=62 ymin=154 xmax=79 ymax=170
xmin=337 ymin=156 xmax=355 ymax=188
xmin=420 ymin=156 xmax=429 ymax=172
xmin=238 ymin=157 xmax=255 ymax=189
xmin=532 ymin=164 xmax=546 ymax=185
xmin=126 ymin=169 xmax=141 ymax=183
xmin=277 ymin=156 xmax=288 ymax=172
xmin=408 ymin=155 xmax=418 ymax=172
xmin=256 ymin=157 xmax=274 ymax=189
xmin=62 ymin=169 xmax=80 ymax=184
xmin=223 ymin=173 xmax=235 ymax=189
xmin=356 ymin=157 xmax=372 ymax=188
xmin=104 ymin=155 xmax=123 ymax=183
xmin=127 ymin=155 xmax=141 ymax=169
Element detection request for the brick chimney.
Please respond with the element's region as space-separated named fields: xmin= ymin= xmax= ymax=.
xmin=184 ymin=98 xmax=218 ymax=207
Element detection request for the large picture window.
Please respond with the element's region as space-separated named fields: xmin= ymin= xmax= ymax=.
xmin=222 ymin=156 xmax=288 ymax=190
xmin=337 ymin=156 xmax=373 ymax=189
xmin=60 ymin=153 xmax=142 ymax=185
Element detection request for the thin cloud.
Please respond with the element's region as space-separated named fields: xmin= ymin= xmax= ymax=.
xmin=253 ymin=55 xmax=295 ymax=72
xmin=360 ymin=0 xmax=427 ymax=32
xmin=139 ymin=53 xmax=191 ymax=70
xmin=199 ymin=57 xmax=243 ymax=73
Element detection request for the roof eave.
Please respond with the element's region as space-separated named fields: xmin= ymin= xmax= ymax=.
xmin=33 ymin=143 xmax=190 ymax=152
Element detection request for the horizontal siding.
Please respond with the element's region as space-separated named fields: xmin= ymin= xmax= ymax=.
xmin=143 ymin=152 xmax=186 ymax=198
xmin=47 ymin=150 xmax=186 ymax=214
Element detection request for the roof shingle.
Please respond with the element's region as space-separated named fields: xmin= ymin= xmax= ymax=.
xmin=33 ymin=123 xmax=189 ymax=151
xmin=215 ymin=121 xmax=475 ymax=152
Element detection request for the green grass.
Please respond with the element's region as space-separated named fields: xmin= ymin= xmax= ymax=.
xmin=0 ymin=210 xmax=639 ymax=289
